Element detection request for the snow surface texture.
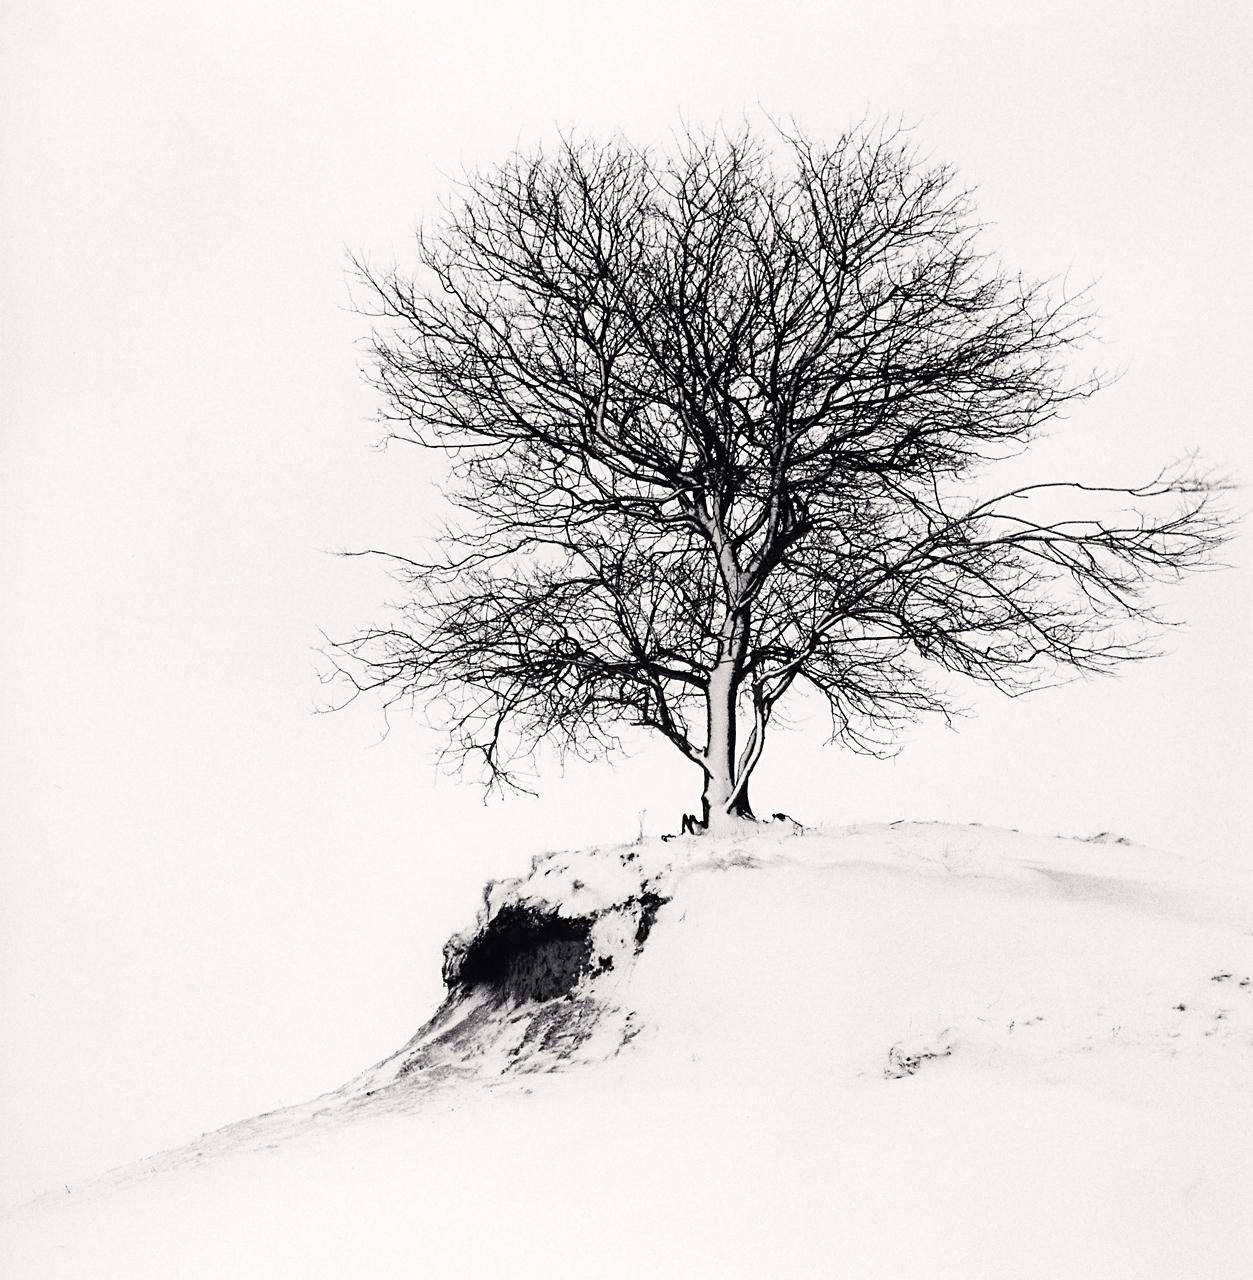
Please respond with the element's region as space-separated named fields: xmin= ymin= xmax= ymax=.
xmin=4 ymin=823 xmax=1252 ymax=1278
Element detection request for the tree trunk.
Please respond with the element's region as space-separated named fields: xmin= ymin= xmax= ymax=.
xmin=700 ymin=656 xmax=756 ymax=834
xmin=699 ymin=775 xmax=755 ymax=833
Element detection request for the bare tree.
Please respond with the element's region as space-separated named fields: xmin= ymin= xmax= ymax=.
xmin=330 ymin=122 xmax=1230 ymax=834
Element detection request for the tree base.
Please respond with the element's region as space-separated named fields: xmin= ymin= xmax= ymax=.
xmin=676 ymin=810 xmax=803 ymax=837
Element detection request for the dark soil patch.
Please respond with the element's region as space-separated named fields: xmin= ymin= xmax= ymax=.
xmin=447 ymin=904 xmax=596 ymax=1002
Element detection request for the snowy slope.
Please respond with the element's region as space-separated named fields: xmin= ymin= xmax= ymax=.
xmin=4 ymin=823 xmax=1252 ymax=1279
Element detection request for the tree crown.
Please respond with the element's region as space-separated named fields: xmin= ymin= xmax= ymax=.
xmin=331 ymin=122 xmax=1230 ymax=824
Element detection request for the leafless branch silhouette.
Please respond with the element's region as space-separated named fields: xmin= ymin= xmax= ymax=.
xmin=327 ymin=122 xmax=1232 ymax=831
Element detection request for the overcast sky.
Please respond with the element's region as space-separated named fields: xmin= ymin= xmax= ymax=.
xmin=3 ymin=0 xmax=1251 ymax=1203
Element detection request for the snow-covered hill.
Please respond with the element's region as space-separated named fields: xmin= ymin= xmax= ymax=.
xmin=4 ymin=823 xmax=1252 ymax=1278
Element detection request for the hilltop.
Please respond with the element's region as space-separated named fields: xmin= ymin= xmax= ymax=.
xmin=4 ymin=823 xmax=1251 ymax=1278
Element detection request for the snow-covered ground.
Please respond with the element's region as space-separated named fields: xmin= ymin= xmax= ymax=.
xmin=4 ymin=822 xmax=1251 ymax=1278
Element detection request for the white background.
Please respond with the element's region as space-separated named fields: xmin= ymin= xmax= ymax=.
xmin=3 ymin=0 xmax=1251 ymax=1204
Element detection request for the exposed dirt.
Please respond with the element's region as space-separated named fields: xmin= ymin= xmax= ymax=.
xmin=446 ymin=903 xmax=598 ymax=1002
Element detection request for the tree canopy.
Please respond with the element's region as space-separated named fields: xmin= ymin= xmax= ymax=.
xmin=331 ymin=122 xmax=1229 ymax=832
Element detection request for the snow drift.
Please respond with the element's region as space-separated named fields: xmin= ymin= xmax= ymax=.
xmin=4 ymin=823 xmax=1252 ymax=1278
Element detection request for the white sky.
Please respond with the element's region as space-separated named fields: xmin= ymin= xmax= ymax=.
xmin=3 ymin=0 xmax=1251 ymax=1203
